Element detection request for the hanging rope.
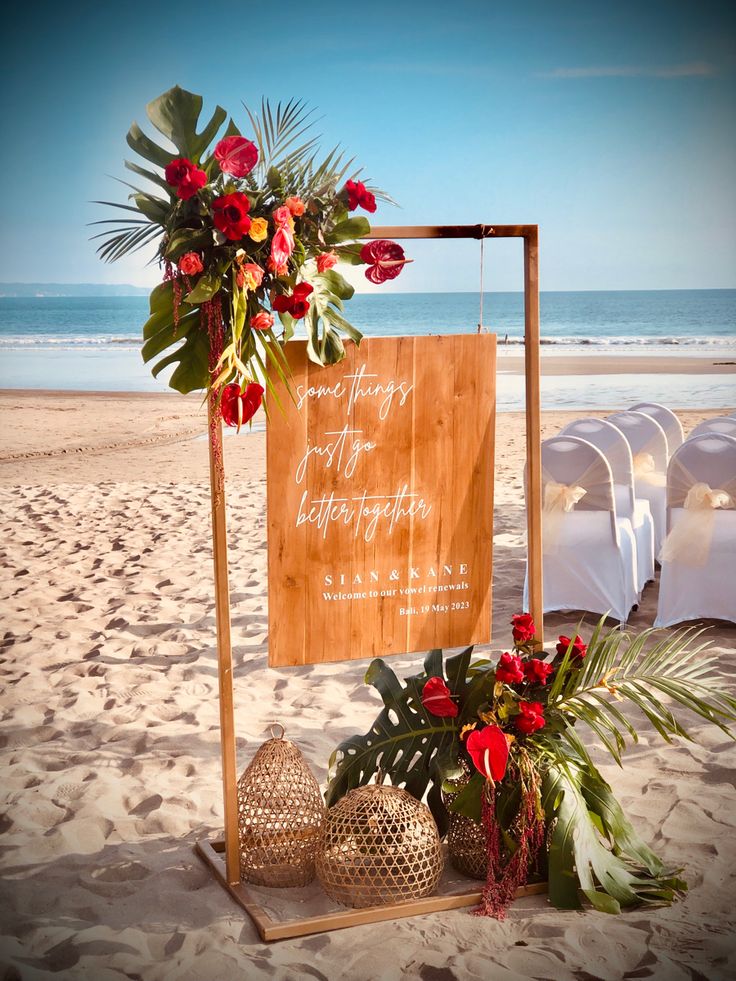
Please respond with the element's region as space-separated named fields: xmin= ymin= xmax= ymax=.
xmin=478 ymin=236 xmax=485 ymax=333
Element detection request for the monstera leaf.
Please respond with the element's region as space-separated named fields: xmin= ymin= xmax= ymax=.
xmin=542 ymin=753 xmax=686 ymax=913
xmin=325 ymin=647 xmax=472 ymax=833
xmin=141 ymin=281 xmax=210 ymax=394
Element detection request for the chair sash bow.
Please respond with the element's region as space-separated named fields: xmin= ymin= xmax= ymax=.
xmin=633 ymin=452 xmax=666 ymax=488
xmin=659 ymin=482 xmax=733 ymax=566
xmin=543 ymin=481 xmax=587 ymax=513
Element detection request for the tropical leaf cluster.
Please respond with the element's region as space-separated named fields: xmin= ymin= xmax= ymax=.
xmin=93 ymin=86 xmax=400 ymax=395
xmin=326 ymin=617 xmax=735 ymax=912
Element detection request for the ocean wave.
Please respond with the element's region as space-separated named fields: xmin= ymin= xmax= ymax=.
xmin=0 ymin=332 xmax=734 ymax=352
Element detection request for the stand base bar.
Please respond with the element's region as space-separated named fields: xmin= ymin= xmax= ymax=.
xmin=196 ymin=836 xmax=547 ymax=942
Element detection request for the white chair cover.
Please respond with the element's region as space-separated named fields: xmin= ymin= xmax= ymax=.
xmin=561 ymin=417 xmax=655 ymax=591
xmin=655 ymin=434 xmax=736 ymax=627
xmin=630 ymin=402 xmax=684 ymax=454
xmin=523 ymin=436 xmax=639 ymax=622
xmin=607 ymin=410 xmax=668 ymax=554
xmin=688 ymin=416 xmax=736 ymax=440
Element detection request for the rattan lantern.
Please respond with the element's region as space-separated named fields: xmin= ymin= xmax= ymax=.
xmin=237 ymin=724 xmax=325 ymax=887
xmin=443 ymin=767 xmax=487 ymax=880
xmin=316 ymin=781 xmax=443 ymax=908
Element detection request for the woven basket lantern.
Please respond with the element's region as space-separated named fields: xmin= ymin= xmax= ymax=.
xmin=237 ymin=724 xmax=325 ymax=888
xmin=316 ymin=781 xmax=443 ymax=908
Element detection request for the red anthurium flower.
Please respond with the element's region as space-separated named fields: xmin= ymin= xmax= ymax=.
xmin=345 ymin=179 xmax=377 ymax=213
xmin=510 ymin=612 xmax=536 ymax=645
xmin=220 ymin=382 xmax=264 ymax=430
xmin=421 ymin=677 xmax=458 ymax=718
xmin=178 ymin=252 xmax=203 ymax=276
xmin=214 ymin=135 xmax=258 ymax=178
xmin=359 ymin=240 xmax=411 ymax=284
xmin=495 ymin=652 xmax=524 ymax=685
xmin=556 ymin=635 xmax=588 ymax=660
xmin=212 ymin=192 xmax=251 ymax=240
xmin=466 ymin=726 xmax=509 ymax=782
xmin=523 ymin=658 xmax=554 ymax=685
xmin=164 ymin=157 xmax=207 ymax=200
xmin=515 ymin=701 xmax=545 ymax=735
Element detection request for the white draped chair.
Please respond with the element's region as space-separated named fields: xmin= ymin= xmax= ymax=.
xmin=688 ymin=416 xmax=736 ymax=440
xmin=560 ymin=417 xmax=655 ymax=591
xmin=655 ymin=433 xmax=736 ymax=627
xmin=630 ymin=401 xmax=684 ymax=454
xmin=607 ymin=410 xmax=669 ymax=554
xmin=523 ymin=436 xmax=639 ymax=623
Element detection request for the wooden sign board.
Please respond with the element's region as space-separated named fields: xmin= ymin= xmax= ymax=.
xmin=266 ymin=334 xmax=496 ymax=666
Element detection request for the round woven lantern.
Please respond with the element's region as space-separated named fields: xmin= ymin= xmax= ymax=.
xmin=237 ymin=724 xmax=325 ymax=888
xmin=316 ymin=781 xmax=443 ymax=908
xmin=446 ymin=811 xmax=487 ymax=880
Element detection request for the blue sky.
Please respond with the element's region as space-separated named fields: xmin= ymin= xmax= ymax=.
xmin=1 ymin=0 xmax=734 ymax=292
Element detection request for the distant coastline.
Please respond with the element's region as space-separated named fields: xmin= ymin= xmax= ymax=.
xmin=0 ymin=283 xmax=150 ymax=298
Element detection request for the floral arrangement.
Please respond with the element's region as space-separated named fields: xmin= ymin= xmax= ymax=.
xmin=326 ymin=616 xmax=735 ymax=918
xmin=94 ymin=86 xmax=408 ymax=421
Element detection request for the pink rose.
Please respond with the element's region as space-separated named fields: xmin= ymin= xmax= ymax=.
xmin=272 ymin=205 xmax=292 ymax=228
xmin=316 ymin=251 xmax=338 ymax=273
xmin=214 ymin=136 xmax=258 ymax=178
xmin=250 ymin=311 xmax=274 ymax=331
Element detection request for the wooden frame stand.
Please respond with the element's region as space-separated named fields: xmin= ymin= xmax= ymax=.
xmin=198 ymin=222 xmax=543 ymax=938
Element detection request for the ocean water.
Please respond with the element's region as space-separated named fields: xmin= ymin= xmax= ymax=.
xmin=1 ymin=290 xmax=734 ymax=409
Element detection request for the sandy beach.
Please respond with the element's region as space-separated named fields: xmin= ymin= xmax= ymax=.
xmin=1 ymin=385 xmax=735 ymax=980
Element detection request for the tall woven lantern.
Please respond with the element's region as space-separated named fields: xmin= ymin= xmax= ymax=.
xmin=316 ymin=781 xmax=443 ymax=908
xmin=237 ymin=724 xmax=325 ymax=887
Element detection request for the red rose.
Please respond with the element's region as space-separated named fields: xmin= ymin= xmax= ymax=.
xmin=345 ymin=179 xmax=377 ymax=213
xmin=164 ymin=157 xmax=207 ymax=200
xmin=359 ymin=240 xmax=411 ymax=284
xmin=178 ymin=252 xmax=204 ymax=276
xmin=495 ymin=651 xmax=524 ymax=685
xmin=556 ymin=635 xmax=588 ymax=660
xmin=523 ymin=658 xmax=554 ymax=686
xmin=421 ymin=677 xmax=458 ymax=718
xmin=272 ymin=282 xmax=313 ymax=319
xmin=214 ymin=136 xmax=258 ymax=178
xmin=466 ymin=726 xmax=509 ymax=782
xmin=510 ymin=612 xmax=536 ymax=645
xmin=212 ymin=193 xmax=251 ymax=240
xmin=220 ymin=382 xmax=264 ymax=429
xmin=515 ymin=701 xmax=545 ymax=735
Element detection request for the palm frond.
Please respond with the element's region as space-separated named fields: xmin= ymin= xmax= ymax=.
xmin=549 ymin=622 xmax=736 ymax=763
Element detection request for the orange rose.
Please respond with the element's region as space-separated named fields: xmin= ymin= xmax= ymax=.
xmin=251 ymin=311 xmax=274 ymax=331
xmin=284 ymin=196 xmax=305 ymax=217
xmin=316 ymin=251 xmax=338 ymax=273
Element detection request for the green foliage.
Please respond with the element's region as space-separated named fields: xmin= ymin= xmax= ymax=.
xmin=325 ymin=648 xmax=472 ymax=834
xmin=328 ymin=623 xmax=733 ymax=913
xmin=93 ymin=86 xmax=391 ymax=393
